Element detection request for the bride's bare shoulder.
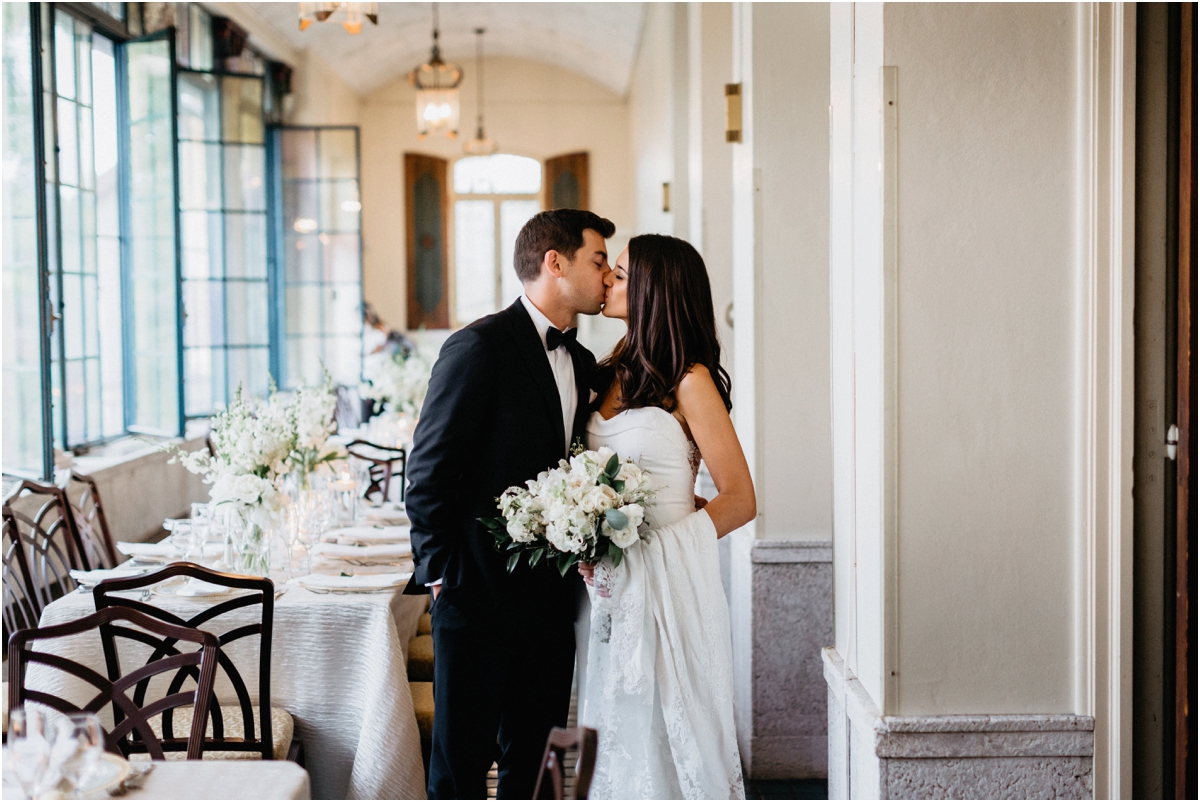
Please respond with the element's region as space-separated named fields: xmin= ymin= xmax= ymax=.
xmin=675 ymin=364 xmax=722 ymax=409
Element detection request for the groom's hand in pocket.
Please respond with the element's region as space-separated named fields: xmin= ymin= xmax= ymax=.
xmin=694 ymin=495 xmax=709 ymax=509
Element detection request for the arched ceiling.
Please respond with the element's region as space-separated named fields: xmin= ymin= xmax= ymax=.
xmin=239 ymin=2 xmax=646 ymax=97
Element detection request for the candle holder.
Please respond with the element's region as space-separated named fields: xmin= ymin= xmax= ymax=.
xmin=333 ymin=471 xmax=359 ymax=526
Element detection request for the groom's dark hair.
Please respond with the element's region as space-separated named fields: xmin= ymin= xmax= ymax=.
xmin=513 ymin=209 xmax=615 ymax=283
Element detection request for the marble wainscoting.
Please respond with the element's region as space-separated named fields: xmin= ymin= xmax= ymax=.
xmin=742 ymin=538 xmax=834 ymax=779
xmin=822 ymin=648 xmax=1094 ymax=799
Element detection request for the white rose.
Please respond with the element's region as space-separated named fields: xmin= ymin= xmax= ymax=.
xmin=608 ymin=524 xmax=639 ymax=549
xmin=619 ymin=503 xmax=645 ymax=530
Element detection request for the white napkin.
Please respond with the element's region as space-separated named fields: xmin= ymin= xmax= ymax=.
xmin=324 ymin=525 xmax=411 ymax=545
xmin=117 ymin=541 xmax=223 ymax=561
xmin=311 ymin=542 xmax=412 ymax=560
xmin=296 ymin=572 xmax=411 ymax=591
xmin=363 ymin=507 xmax=409 ymax=524
xmin=174 ymin=578 xmax=231 ymax=597
xmin=69 ymin=565 xmax=152 ymax=587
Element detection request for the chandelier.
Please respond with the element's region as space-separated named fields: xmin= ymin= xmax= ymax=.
xmin=410 ymin=4 xmax=462 ymax=139
xmin=298 ymin=3 xmax=378 ymax=35
xmin=464 ymin=28 xmax=497 ymax=155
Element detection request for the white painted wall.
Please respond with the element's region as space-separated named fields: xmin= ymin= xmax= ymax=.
xmin=687 ymin=2 xmax=735 ymax=380
xmin=358 ymin=56 xmax=633 ymax=346
xmin=628 ymin=2 xmax=676 ymax=236
xmin=829 ymin=3 xmax=1136 ymax=761
xmin=884 ymin=1 xmax=1079 ymax=717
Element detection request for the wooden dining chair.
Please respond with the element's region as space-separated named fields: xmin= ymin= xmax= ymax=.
xmin=346 ymin=439 xmax=408 ymax=503
xmin=66 ymin=471 xmax=119 ymax=569
xmin=7 ymin=605 xmax=220 ymax=760
xmin=2 ymin=482 xmax=90 ymax=613
xmin=533 ymin=726 xmax=598 ymax=800
xmin=93 ymin=562 xmax=300 ymax=762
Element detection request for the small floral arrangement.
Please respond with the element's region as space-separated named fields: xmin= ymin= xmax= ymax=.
xmin=480 ymin=445 xmax=656 ymax=577
xmin=361 ymin=349 xmax=432 ymax=417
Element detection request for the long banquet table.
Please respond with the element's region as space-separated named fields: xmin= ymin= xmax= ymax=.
xmin=28 ymin=577 xmax=428 ymax=799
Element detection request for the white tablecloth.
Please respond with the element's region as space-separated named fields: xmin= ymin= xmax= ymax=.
xmin=28 ymin=581 xmax=427 ymax=799
xmin=3 ymin=759 xmax=312 ymax=799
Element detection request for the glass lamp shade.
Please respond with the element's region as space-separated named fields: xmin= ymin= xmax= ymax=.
xmin=415 ymin=87 xmax=460 ymax=138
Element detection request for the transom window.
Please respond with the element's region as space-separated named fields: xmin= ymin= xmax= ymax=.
xmin=452 ymin=155 xmax=541 ymax=326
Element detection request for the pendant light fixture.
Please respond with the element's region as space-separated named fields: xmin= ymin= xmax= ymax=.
xmin=464 ymin=28 xmax=497 ymax=155
xmin=298 ymin=3 xmax=378 ymax=35
xmin=410 ymin=3 xmax=462 ymax=139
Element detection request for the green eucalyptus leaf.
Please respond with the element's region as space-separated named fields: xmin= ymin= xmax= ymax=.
xmin=604 ymin=453 xmax=620 ymax=478
xmin=605 ymin=508 xmax=629 ymax=531
xmin=531 ymin=547 xmax=545 ymax=567
xmin=611 ymin=479 xmax=625 ymax=493
xmin=506 ymin=552 xmax=521 ymax=573
xmin=611 ymin=548 xmax=623 ymax=568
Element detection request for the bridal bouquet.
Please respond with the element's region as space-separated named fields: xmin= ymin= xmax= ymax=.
xmin=480 ymin=446 xmax=655 ymax=576
xmin=361 ymin=348 xmax=432 ymax=417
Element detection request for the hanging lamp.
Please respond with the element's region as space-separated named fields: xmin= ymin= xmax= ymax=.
xmin=298 ymin=3 xmax=378 ymax=35
xmin=464 ymin=28 xmax=497 ymax=155
xmin=410 ymin=3 xmax=462 ymax=139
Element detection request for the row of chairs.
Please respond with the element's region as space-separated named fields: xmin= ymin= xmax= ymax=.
xmin=7 ymin=562 xmax=298 ymax=762
xmin=4 ymin=474 xmax=118 ymax=646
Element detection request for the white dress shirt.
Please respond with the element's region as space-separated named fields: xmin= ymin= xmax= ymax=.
xmin=521 ymin=294 xmax=578 ymax=456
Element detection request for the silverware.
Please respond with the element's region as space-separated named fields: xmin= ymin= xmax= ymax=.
xmin=274 ymin=587 xmax=289 ymax=600
xmin=108 ymin=763 xmax=154 ymax=796
xmin=303 ymin=586 xmax=396 ymax=595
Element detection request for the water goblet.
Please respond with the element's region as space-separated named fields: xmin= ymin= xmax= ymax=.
xmin=7 ymin=707 xmax=59 ymax=799
xmin=56 ymin=712 xmax=105 ymax=799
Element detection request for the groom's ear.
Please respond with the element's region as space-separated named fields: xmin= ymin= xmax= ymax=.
xmin=543 ymin=248 xmax=568 ymax=279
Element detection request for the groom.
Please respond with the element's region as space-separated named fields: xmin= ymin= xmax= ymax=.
xmin=405 ymin=209 xmax=615 ymax=799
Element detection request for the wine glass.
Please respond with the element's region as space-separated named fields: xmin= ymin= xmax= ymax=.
xmin=57 ymin=712 xmax=105 ymax=798
xmin=190 ymin=502 xmax=212 ymax=562
xmin=7 ymin=707 xmax=59 ymax=799
xmin=170 ymin=520 xmax=197 ymax=563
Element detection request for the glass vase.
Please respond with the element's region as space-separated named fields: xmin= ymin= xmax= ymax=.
xmin=232 ymin=507 xmax=271 ymax=577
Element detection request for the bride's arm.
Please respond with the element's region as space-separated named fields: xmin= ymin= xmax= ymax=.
xmin=675 ymin=365 xmax=757 ymax=538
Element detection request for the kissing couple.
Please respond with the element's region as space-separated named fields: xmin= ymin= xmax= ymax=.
xmin=404 ymin=209 xmax=755 ymax=800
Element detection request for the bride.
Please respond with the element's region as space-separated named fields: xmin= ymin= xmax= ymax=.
xmin=578 ymin=234 xmax=755 ymax=800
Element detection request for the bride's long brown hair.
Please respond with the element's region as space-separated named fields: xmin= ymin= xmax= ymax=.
xmin=597 ymin=234 xmax=732 ymax=413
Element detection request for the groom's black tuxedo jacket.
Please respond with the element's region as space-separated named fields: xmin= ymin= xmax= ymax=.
xmin=403 ymin=299 xmax=591 ymax=623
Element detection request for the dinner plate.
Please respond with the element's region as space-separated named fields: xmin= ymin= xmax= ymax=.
xmin=77 ymin=752 xmax=132 ymax=796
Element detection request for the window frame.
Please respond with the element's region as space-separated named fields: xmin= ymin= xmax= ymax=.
xmin=268 ymin=124 xmax=365 ymax=391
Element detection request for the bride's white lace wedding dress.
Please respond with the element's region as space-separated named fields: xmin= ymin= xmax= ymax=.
xmin=581 ymin=406 xmax=745 ymax=800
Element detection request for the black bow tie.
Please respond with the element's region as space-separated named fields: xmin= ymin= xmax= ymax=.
xmin=546 ymin=326 xmax=578 ymax=352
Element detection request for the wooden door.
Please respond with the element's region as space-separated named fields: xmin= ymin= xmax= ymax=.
xmin=405 ymin=153 xmax=449 ymax=329
xmin=544 ymin=152 xmax=589 ymax=211
xmin=1175 ymin=4 xmax=1197 ymax=799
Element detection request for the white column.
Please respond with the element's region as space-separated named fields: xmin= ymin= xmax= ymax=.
xmin=729 ymin=0 xmax=832 ymax=778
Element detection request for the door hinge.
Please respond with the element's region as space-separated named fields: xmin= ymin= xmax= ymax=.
xmin=1166 ymin=424 xmax=1179 ymax=461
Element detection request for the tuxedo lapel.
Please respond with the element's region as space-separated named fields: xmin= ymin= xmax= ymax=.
xmin=503 ymin=300 xmax=564 ymax=441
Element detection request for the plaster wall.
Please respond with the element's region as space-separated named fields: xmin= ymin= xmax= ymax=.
xmin=357 ymin=57 xmax=633 ymax=339
xmin=629 ymin=2 xmax=676 ymax=237
xmin=883 ymin=2 xmax=1078 ymax=716
xmin=687 ymin=2 xmax=735 ymax=383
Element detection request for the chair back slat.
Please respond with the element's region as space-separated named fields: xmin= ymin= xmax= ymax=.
xmin=3 ymin=512 xmax=39 ymax=652
xmin=93 ymin=562 xmax=276 ymax=760
xmin=346 ymin=439 xmax=408 ymax=503
xmin=66 ymin=472 xmax=119 ymax=569
xmin=533 ymin=726 xmax=599 ymax=800
xmin=7 ymin=605 xmax=220 ymax=760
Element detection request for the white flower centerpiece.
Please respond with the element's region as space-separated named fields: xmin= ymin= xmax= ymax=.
xmin=480 ymin=445 xmax=656 ymax=577
xmin=360 ymin=348 xmax=432 ymax=446
xmin=170 ymin=373 xmax=345 ymax=575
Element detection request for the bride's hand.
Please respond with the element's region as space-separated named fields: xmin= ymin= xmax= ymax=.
xmin=578 ymin=561 xmax=596 ymax=586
